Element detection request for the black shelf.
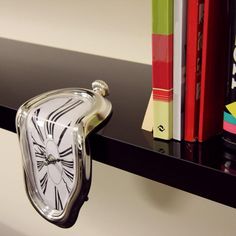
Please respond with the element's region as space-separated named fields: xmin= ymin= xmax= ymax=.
xmin=0 ymin=38 xmax=236 ymax=208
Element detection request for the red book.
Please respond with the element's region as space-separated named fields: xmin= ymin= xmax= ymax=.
xmin=184 ymin=0 xmax=204 ymax=142
xmin=198 ymin=0 xmax=229 ymax=142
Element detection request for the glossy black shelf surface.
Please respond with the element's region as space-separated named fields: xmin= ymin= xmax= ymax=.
xmin=0 ymin=38 xmax=236 ymax=208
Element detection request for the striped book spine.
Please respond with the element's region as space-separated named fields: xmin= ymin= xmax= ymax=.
xmin=152 ymin=0 xmax=173 ymax=140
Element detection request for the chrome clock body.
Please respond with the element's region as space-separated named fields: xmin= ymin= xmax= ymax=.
xmin=16 ymin=81 xmax=112 ymax=228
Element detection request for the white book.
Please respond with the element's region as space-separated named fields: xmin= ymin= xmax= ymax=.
xmin=173 ymin=0 xmax=187 ymax=141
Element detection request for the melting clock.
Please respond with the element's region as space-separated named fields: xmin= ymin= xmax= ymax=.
xmin=16 ymin=80 xmax=112 ymax=228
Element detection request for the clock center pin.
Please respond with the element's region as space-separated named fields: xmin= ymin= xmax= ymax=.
xmin=46 ymin=139 xmax=62 ymax=185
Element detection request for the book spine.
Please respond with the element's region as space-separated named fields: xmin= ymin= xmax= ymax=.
xmin=173 ymin=0 xmax=187 ymax=141
xmin=184 ymin=0 xmax=204 ymax=142
xmin=223 ymin=0 xmax=236 ymax=149
xmin=152 ymin=0 xmax=173 ymax=140
xmin=198 ymin=0 xmax=229 ymax=142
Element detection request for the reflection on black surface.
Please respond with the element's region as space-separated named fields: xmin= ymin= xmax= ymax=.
xmin=221 ymin=146 xmax=236 ymax=175
xmin=142 ymin=130 xmax=181 ymax=158
xmin=221 ymin=160 xmax=236 ymax=175
xmin=142 ymin=129 xmax=236 ymax=176
xmin=184 ymin=136 xmax=236 ymax=176
xmin=198 ymin=136 xmax=223 ymax=168
xmin=152 ymin=140 xmax=181 ymax=158
xmin=141 ymin=130 xmax=180 ymax=157
xmin=182 ymin=142 xmax=199 ymax=162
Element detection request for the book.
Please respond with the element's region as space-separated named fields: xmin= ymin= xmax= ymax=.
xmin=152 ymin=0 xmax=173 ymax=140
xmin=173 ymin=0 xmax=187 ymax=141
xmin=198 ymin=0 xmax=229 ymax=142
xmin=184 ymin=0 xmax=204 ymax=142
xmin=223 ymin=0 xmax=236 ymax=149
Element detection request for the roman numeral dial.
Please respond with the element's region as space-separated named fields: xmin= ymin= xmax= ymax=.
xmin=40 ymin=172 xmax=48 ymax=194
xmin=61 ymin=160 xmax=74 ymax=169
xmin=54 ymin=186 xmax=63 ymax=211
xmin=45 ymin=99 xmax=83 ymax=139
xmin=31 ymin=109 xmax=45 ymax=143
xmin=17 ymin=83 xmax=111 ymax=227
xmin=37 ymin=160 xmax=46 ymax=172
xmin=59 ymin=146 xmax=73 ymax=157
xmin=28 ymin=97 xmax=82 ymax=213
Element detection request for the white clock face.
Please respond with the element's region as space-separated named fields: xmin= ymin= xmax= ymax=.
xmin=26 ymin=96 xmax=92 ymax=213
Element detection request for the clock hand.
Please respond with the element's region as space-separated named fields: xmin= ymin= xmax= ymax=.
xmin=46 ymin=154 xmax=59 ymax=165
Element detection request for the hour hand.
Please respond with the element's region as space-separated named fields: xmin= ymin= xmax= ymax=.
xmin=45 ymin=154 xmax=59 ymax=165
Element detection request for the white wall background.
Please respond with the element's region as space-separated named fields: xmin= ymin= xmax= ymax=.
xmin=0 ymin=0 xmax=151 ymax=64
xmin=0 ymin=1 xmax=236 ymax=236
